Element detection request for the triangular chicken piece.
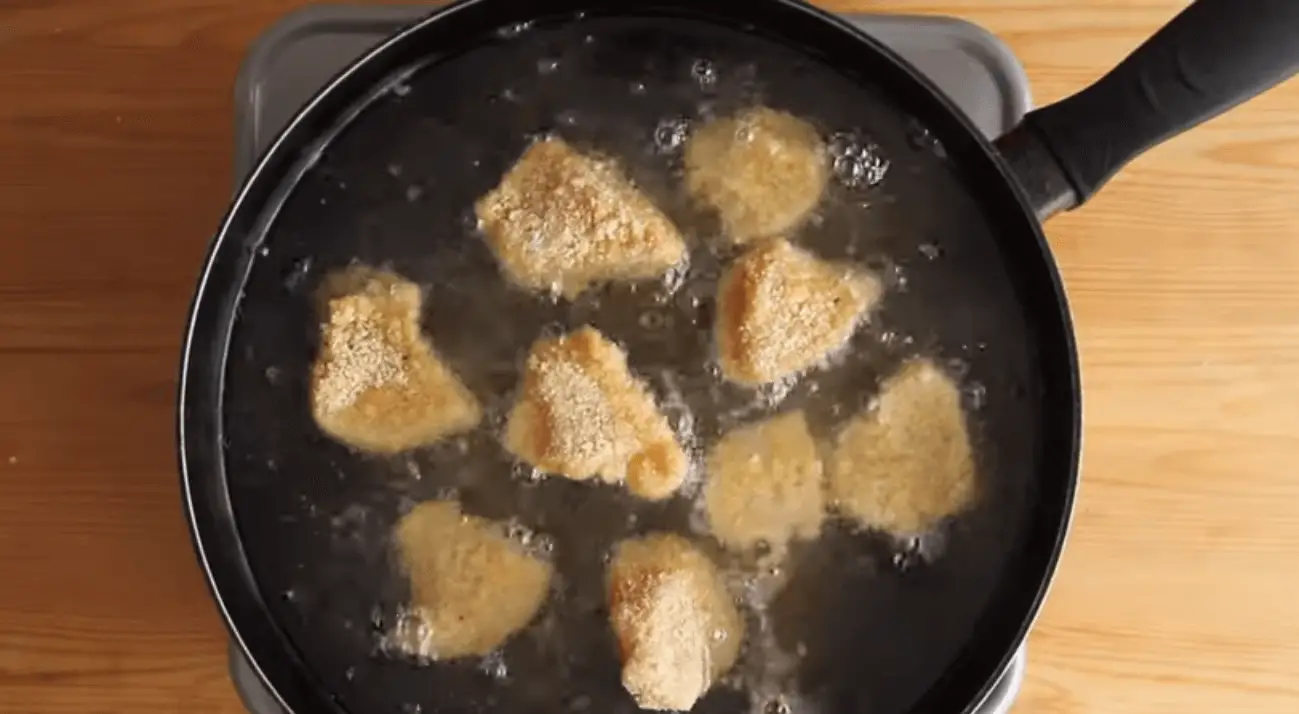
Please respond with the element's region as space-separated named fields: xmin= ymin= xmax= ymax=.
xmin=388 ymin=500 xmax=552 ymax=660
xmin=476 ymin=137 xmax=687 ymax=299
xmin=504 ymin=326 xmax=688 ymax=500
xmin=716 ymin=238 xmax=881 ymax=386
xmin=310 ymin=268 xmax=481 ymax=454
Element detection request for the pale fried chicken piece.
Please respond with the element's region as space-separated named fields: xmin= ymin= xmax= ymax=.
xmin=685 ymin=107 xmax=828 ymax=244
xmin=829 ymin=359 xmax=977 ymax=535
xmin=389 ymin=501 xmax=552 ymax=659
xmin=705 ymin=410 xmax=825 ymax=551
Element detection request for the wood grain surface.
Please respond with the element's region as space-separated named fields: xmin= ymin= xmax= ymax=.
xmin=1 ymin=1 xmax=1296 ymax=712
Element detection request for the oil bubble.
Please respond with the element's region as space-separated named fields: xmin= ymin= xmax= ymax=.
xmin=506 ymin=522 xmax=533 ymax=546
xmin=906 ymin=119 xmax=947 ymax=158
xmin=479 ymin=651 xmax=509 ymax=679
xmin=284 ymin=256 xmax=312 ymax=291
xmin=496 ymin=21 xmax=532 ymax=39
xmin=653 ymin=116 xmax=690 ymax=154
xmin=829 ymin=131 xmax=890 ymax=189
xmin=512 ymin=462 xmax=545 ymax=482
xmin=691 ymin=58 xmax=717 ymax=90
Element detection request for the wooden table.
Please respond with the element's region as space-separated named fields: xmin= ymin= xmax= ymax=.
xmin=1 ymin=1 xmax=1296 ymax=712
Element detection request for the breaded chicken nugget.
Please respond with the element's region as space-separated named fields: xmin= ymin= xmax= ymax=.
xmin=716 ymin=238 xmax=881 ymax=386
xmin=310 ymin=268 xmax=481 ymax=454
xmin=504 ymin=327 xmax=688 ymax=500
xmin=685 ymin=107 xmax=828 ymax=244
xmin=829 ymin=359 xmax=976 ymax=535
xmin=475 ymin=137 xmax=687 ymax=300
xmin=705 ymin=410 xmax=825 ymax=551
xmin=389 ymin=500 xmax=552 ymax=659
xmin=608 ymin=533 xmax=743 ymax=710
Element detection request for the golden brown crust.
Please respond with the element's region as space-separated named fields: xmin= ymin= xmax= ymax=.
xmin=475 ymin=137 xmax=687 ymax=299
xmin=309 ymin=268 xmax=481 ymax=454
xmin=503 ymin=327 xmax=688 ymax=500
xmin=608 ymin=533 xmax=744 ymax=710
xmin=716 ymin=238 xmax=882 ymax=386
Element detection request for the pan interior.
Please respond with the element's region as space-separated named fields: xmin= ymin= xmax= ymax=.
xmin=221 ymin=12 xmax=1045 ymax=714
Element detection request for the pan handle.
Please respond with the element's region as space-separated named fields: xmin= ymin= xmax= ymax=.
xmin=995 ymin=0 xmax=1299 ymax=220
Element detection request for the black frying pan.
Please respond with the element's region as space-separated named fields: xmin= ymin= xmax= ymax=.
xmin=179 ymin=2 xmax=1299 ymax=713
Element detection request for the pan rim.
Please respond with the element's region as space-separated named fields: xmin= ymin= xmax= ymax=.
xmin=177 ymin=1 xmax=1082 ymax=713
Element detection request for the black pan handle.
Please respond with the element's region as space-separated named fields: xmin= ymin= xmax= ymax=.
xmin=996 ymin=0 xmax=1299 ymax=220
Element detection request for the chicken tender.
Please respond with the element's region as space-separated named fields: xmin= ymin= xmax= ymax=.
xmin=705 ymin=411 xmax=825 ymax=551
xmin=475 ymin=137 xmax=687 ymax=300
xmin=504 ymin=326 xmax=688 ymax=500
xmin=685 ymin=107 xmax=828 ymax=244
xmin=829 ymin=359 xmax=976 ymax=535
xmin=389 ymin=501 xmax=552 ymax=659
xmin=608 ymin=533 xmax=743 ymax=710
xmin=716 ymin=238 xmax=882 ymax=386
xmin=310 ymin=269 xmax=481 ymax=454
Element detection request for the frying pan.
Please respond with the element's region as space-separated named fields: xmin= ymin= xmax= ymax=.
xmin=178 ymin=1 xmax=1299 ymax=713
